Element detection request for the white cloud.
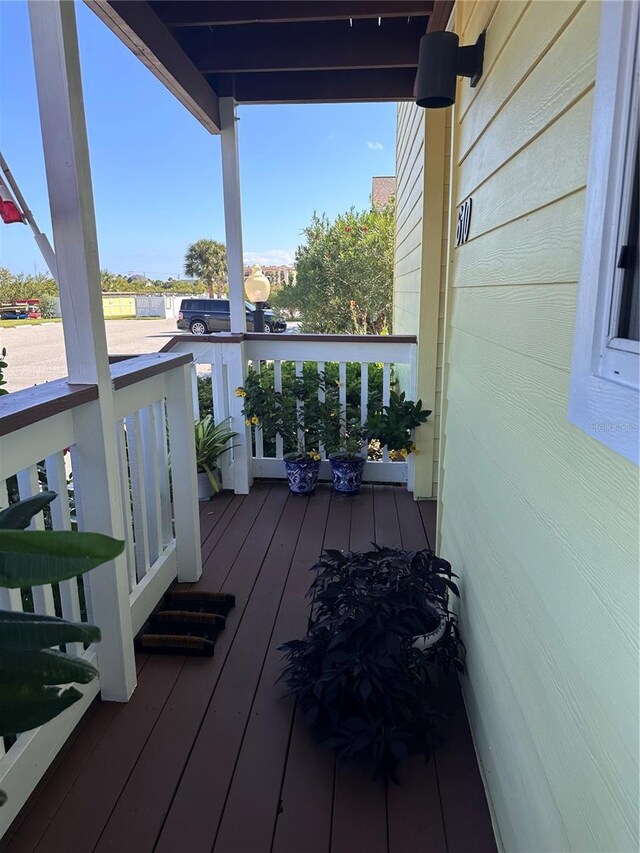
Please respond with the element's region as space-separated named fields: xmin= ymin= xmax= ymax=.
xmin=244 ymin=249 xmax=296 ymax=267
xmin=367 ymin=141 xmax=384 ymax=151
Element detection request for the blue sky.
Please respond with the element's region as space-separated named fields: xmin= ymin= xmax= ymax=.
xmin=0 ymin=1 xmax=396 ymax=278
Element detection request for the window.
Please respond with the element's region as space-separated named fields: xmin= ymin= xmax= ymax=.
xmin=569 ymin=1 xmax=639 ymax=464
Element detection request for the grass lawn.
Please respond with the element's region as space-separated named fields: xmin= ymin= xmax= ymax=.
xmin=0 ymin=318 xmax=62 ymax=327
xmin=0 ymin=315 xmax=166 ymax=327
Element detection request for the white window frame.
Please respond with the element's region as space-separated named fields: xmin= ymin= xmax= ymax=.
xmin=569 ymin=0 xmax=640 ymax=465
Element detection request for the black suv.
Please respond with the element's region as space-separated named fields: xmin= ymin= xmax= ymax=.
xmin=177 ymin=299 xmax=286 ymax=334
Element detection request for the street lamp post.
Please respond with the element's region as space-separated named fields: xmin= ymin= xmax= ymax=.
xmin=244 ymin=265 xmax=271 ymax=333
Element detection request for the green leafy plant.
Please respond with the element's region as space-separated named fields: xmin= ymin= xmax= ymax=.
xmin=197 ymin=375 xmax=213 ymax=419
xmin=279 ymin=546 xmax=463 ymax=779
xmin=238 ymin=366 xmax=376 ymax=459
xmin=323 ymin=417 xmax=366 ymax=460
xmin=365 ymin=391 xmax=431 ymax=458
xmin=283 ymin=448 xmax=321 ymax=463
xmin=0 ymin=491 xmax=125 ymax=804
xmin=194 ymin=416 xmax=238 ymax=492
xmin=271 ymin=205 xmax=395 ymax=334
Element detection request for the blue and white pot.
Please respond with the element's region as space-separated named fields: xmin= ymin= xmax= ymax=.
xmin=284 ymin=458 xmax=320 ymax=495
xmin=328 ymin=454 xmax=366 ymax=496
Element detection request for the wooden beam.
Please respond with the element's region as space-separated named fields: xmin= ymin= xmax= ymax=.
xmin=427 ymin=0 xmax=454 ymax=31
xmin=156 ymin=1 xmax=434 ymax=27
xmin=185 ymin=17 xmax=428 ymax=73
xmin=85 ymin=0 xmax=221 ymax=133
xmin=207 ymin=68 xmax=417 ymax=103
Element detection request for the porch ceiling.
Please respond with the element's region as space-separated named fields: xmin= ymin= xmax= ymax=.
xmin=86 ymin=0 xmax=454 ymax=132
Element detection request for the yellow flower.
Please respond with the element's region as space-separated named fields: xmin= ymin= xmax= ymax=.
xmin=390 ymin=450 xmax=398 ymax=461
xmin=400 ymin=447 xmax=409 ymax=458
xmin=245 ymin=419 xmax=252 ymax=426
xmin=235 ymin=387 xmax=247 ymax=397
xmin=311 ymin=453 xmax=321 ymax=461
xmin=251 ymin=415 xmax=260 ymax=425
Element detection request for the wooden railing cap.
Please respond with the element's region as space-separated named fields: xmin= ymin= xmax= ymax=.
xmin=160 ymin=332 xmax=418 ymax=351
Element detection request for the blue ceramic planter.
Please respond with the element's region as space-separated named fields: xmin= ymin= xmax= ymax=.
xmin=328 ymin=454 xmax=366 ymax=495
xmin=284 ymin=458 xmax=320 ymax=495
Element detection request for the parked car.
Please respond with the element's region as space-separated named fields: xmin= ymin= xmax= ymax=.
xmin=177 ymin=299 xmax=286 ymax=334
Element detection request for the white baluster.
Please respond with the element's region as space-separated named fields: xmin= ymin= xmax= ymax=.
xmin=274 ymin=359 xmax=284 ymax=459
xmin=114 ymin=422 xmax=136 ymax=593
xmin=153 ymin=399 xmax=173 ymax=546
xmin=45 ymin=451 xmax=83 ymax=655
xmin=295 ymin=361 xmax=304 ymax=450
xmin=317 ymin=361 xmax=325 ymax=459
xmin=211 ymin=348 xmax=232 ymax=489
xmin=254 ymin=359 xmax=264 ymax=458
xmin=17 ymin=466 xmax=56 ymax=616
xmin=339 ymin=362 xmax=347 ymax=441
xmin=165 ymin=362 xmax=203 ymax=580
xmin=124 ymin=412 xmax=151 ymax=581
xmin=360 ymin=362 xmax=369 ymax=456
xmin=382 ymin=363 xmax=391 ymax=463
xmin=140 ymin=405 xmax=163 ymax=565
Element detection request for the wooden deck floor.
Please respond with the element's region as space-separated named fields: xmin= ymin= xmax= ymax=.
xmin=2 ymin=484 xmax=496 ymax=853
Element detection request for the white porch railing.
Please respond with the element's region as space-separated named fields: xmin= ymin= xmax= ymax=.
xmin=0 ymin=352 xmax=201 ymax=834
xmin=163 ymin=333 xmax=418 ymax=493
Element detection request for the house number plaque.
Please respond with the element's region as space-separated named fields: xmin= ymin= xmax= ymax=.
xmin=456 ymin=198 xmax=472 ymax=246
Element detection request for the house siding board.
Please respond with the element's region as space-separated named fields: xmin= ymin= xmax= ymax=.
xmin=437 ymin=2 xmax=639 ymax=852
xmin=395 ymin=99 xmax=450 ymax=498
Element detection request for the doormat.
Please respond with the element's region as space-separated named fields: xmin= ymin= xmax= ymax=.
xmin=135 ymin=589 xmax=235 ymax=656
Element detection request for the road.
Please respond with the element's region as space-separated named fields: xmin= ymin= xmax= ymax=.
xmin=1 ymin=318 xmax=179 ymax=392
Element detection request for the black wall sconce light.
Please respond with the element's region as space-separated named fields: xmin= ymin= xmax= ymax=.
xmin=415 ymin=31 xmax=485 ymax=109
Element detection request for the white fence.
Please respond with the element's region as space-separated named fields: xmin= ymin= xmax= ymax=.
xmin=0 ymin=352 xmax=201 ymax=834
xmin=164 ymin=333 xmax=418 ymax=493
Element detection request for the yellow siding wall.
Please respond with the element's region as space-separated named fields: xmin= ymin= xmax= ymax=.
xmin=395 ymin=104 xmax=449 ymax=497
xmin=102 ymin=296 xmax=136 ymax=318
xmin=440 ymin=1 xmax=639 ymax=851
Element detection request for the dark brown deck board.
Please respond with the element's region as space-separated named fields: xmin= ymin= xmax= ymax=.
xmin=198 ymin=490 xmax=234 ymax=543
xmin=2 ymin=703 xmax=120 ymax=853
xmin=271 ymin=487 xmax=349 ymax=853
xmin=418 ymin=499 xmax=437 ymax=549
xmin=6 ymin=487 xmax=496 ymax=853
xmin=200 ymin=493 xmax=245 ymax=566
xmin=32 ymin=656 xmax=185 ymax=853
xmin=434 ymin=699 xmax=497 ymax=853
xmin=331 ymin=486 xmax=388 ymax=853
xmin=193 ymin=481 xmax=272 ymax=592
xmin=395 ymin=490 xmax=436 ymax=551
xmin=214 ymin=489 xmax=331 ymax=852
xmin=373 ymin=484 xmax=403 ymax=549
xmin=387 ymin=489 xmax=447 ymax=853
xmin=154 ymin=485 xmax=294 ymax=852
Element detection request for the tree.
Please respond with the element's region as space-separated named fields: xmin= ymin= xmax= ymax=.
xmin=100 ymin=270 xmax=131 ymax=292
xmin=272 ymin=205 xmax=395 ymax=334
xmin=184 ymin=239 xmax=228 ymax=298
xmin=0 ymin=268 xmax=58 ymax=303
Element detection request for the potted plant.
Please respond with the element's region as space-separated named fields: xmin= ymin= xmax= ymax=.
xmin=237 ymin=370 xmax=323 ymax=496
xmin=194 ymin=415 xmax=238 ymax=500
xmin=279 ymin=545 xmax=464 ymax=779
xmin=282 ymin=447 xmax=322 ymax=495
xmin=364 ymin=390 xmax=431 ymax=460
xmin=325 ymin=418 xmax=367 ymax=496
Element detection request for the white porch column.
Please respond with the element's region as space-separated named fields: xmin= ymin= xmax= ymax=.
xmin=29 ymin=0 xmax=136 ymax=701
xmin=220 ymin=97 xmax=252 ymax=491
xmin=220 ymin=97 xmax=246 ymax=333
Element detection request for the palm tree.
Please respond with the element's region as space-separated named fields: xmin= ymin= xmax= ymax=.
xmin=184 ymin=239 xmax=227 ymax=298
